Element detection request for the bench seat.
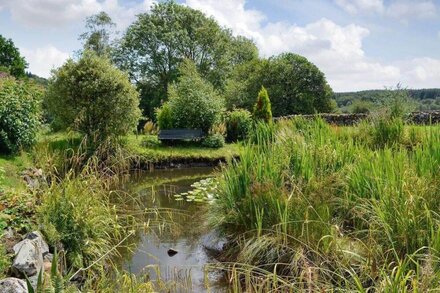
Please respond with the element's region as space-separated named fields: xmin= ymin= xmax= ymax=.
xmin=158 ymin=129 xmax=204 ymax=141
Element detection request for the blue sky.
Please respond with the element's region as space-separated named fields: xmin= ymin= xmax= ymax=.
xmin=0 ymin=0 xmax=439 ymax=91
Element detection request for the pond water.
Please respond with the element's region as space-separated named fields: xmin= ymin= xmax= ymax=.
xmin=116 ymin=167 xmax=227 ymax=292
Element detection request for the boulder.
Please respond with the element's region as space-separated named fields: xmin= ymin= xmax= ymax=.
xmin=12 ymin=231 xmax=49 ymax=277
xmin=0 ymin=278 xmax=28 ymax=293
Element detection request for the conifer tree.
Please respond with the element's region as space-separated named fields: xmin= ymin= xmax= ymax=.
xmin=253 ymin=86 xmax=272 ymax=123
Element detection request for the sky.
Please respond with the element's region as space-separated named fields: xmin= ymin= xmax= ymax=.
xmin=0 ymin=0 xmax=439 ymax=92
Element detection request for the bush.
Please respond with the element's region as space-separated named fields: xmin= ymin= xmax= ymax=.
xmin=167 ymin=60 xmax=223 ymax=132
xmin=0 ymin=78 xmax=41 ymax=153
xmin=46 ymin=51 xmax=141 ymax=142
xmin=155 ymin=103 xmax=173 ymax=130
xmin=253 ymin=86 xmax=272 ymax=123
xmin=38 ymin=173 xmax=122 ymax=269
xmin=143 ymin=120 xmax=158 ymax=135
xmin=202 ymin=133 xmax=225 ymax=148
xmin=226 ymin=109 xmax=252 ymax=142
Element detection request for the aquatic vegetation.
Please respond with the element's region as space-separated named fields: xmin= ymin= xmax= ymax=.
xmin=212 ymin=117 xmax=440 ymax=290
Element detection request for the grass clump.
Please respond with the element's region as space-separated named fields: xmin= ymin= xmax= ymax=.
xmin=37 ymin=171 xmax=125 ymax=271
xmin=212 ymin=116 xmax=440 ymax=291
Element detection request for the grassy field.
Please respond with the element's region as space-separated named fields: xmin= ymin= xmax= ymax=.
xmin=211 ymin=117 xmax=440 ymax=291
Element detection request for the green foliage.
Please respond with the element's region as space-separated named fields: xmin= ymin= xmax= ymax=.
xmin=369 ymin=117 xmax=405 ymax=148
xmin=116 ymin=0 xmax=258 ymax=118
xmin=38 ymin=173 xmax=122 ymax=270
xmin=0 ymin=34 xmax=27 ymax=78
xmin=225 ymin=109 xmax=253 ymax=142
xmin=46 ymin=51 xmax=141 ymax=142
xmin=166 ymin=60 xmax=224 ymax=132
xmin=0 ymin=78 xmax=42 ymax=153
xmin=253 ymin=86 xmax=272 ymax=123
xmin=202 ymin=133 xmax=225 ymax=148
xmin=225 ymin=53 xmax=334 ymax=116
xmin=0 ymin=241 xmax=9 ymax=279
xmin=156 ymin=103 xmax=174 ymax=130
xmin=350 ymin=99 xmax=373 ymax=113
xmin=25 ymin=250 xmax=77 ymax=293
xmin=213 ymin=118 xmax=440 ymax=290
xmin=224 ymin=59 xmax=266 ymax=111
xmin=79 ymin=11 xmax=116 ymax=57
xmin=335 ymin=86 xmax=429 ymax=112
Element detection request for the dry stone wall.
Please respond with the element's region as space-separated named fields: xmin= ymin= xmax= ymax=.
xmin=275 ymin=111 xmax=440 ymax=126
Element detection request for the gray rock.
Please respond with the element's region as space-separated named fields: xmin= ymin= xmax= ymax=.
xmin=0 ymin=278 xmax=28 ymax=293
xmin=12 ymin=231 xmax=49 ymax=277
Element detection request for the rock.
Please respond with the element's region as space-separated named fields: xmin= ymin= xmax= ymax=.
xmin=43 ymin=252 xmax=53 ymax=262
xmin=0 ymin=278 xmax=28 ymax=293
xmin=12 ymin=231 xmax=49 ymax=277
xmin=167 ymin=248 xmax=178 ymax=257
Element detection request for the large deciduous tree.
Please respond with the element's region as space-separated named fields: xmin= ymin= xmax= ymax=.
xmin=115 ymin=0 xmax=257 ymax=118
xmin=225 ymin=53 xmax=334 ymax=116
xmin=79 ymin=11 xmax=116 ymax=57
xmin=0 ymin=34 xmax=28 ymax=78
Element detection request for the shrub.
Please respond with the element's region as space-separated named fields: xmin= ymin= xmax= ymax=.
xmin=46 ymin=51 xmax=141 ymax=143
xmin=167 ymin=60 xmax=223 ymax=132
xmin=155 ymin=103 xmax=173 ymax=130
xmin=370 ymin=117 xmax=405 ymax=148
xmin=226 ymin=109 xmax=252 ymax=142
xmin=202 ymin=133 xmax=225 ymax=148
xmin=0 ymin=78 xmax=41 ymax=154
xmin=253 ymin=86 xmax=272 ymax=123
xmin=38 ymin=173 xmax=122 ymax=269
xmin=143 ymin=120 xmax=158 ymax=135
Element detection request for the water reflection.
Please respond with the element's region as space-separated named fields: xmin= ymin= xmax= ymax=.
xmin=117 ymin=167 xmax=226 ymax=292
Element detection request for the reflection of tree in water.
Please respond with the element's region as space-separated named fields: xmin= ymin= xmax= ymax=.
xmin=113 ymin=168 xmax=215 ymax=275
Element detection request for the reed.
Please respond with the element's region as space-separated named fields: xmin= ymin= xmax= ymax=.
xmin=212 ymin=116 xmax=440 ymax=291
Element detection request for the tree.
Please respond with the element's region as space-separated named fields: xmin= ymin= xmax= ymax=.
xmin=0 ymin=35 xmax=28 ymax=78
xmin=46 ymin=51 xmax=141 ymax=142
xmin=253 ymin=86 xmax=272 ymax=123
xmin=115 ymin=0 xmax=258 ymax=118
xmin=0 ymin=78 xmax=42 ymax=153
xmin=225 ymin=53 xmax=334 ymax=116
xmin=79 ymin=12 xmax=116 ymax=57
xmin=164 ymin=60 xmax=223 ymax=132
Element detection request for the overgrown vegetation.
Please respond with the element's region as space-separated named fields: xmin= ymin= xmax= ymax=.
xmin=158 ymin=60 xmax=224 ymax=132
xmin=212 ymin=116 xmax=440 ymax=291
xmin=0 ymin=77 xmax=42 ymax=154
xmin=45 ymin=51 xmax=141 ymax=143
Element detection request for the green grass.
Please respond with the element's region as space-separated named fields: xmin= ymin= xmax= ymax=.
xmin=0 ymin=152 xmax=31 ymax=191
xmin=212 ymin=117 xmax=440 ymax=291
xmin=125 ymin=134 xmax=241 ymax=162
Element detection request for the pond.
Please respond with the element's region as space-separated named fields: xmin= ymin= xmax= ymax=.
xmin=116 ymin=167 xmax=227 ymax=292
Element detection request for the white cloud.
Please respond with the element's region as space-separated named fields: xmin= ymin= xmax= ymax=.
xmin=335 ymin=0 xmax=384 ymax=14
xmin=1 ymin=0 xmax=155 ymax=29
xmin=20 ymin=46 xmax=70 ymax=78
xmin=334 ymin=0 xmax=437 ymax=20
xmin=185 ymin=0 xmax=440 ymax=91
xmin=386 ymin=1 xmax=437 ymax=20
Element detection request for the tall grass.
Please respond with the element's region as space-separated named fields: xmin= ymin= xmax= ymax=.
xmin=212 ymin=117 xmax=440 ymax=291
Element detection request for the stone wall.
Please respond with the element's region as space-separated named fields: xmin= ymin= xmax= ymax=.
xmin=275 ymin=111 xmax=440 ymax=126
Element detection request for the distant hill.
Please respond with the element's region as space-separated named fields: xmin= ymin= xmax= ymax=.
xmin=334 ymin=88 xmax=440 ymax=113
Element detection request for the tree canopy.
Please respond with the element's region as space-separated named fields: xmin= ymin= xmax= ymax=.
xmin=46 ymin=51 xmax=141 ymax=142
xmin=115 ymin=0 xmax=258 ymax=118
xmin=162 ymin=59 xmax=224 ymax=132
xmin=226 ymin=53 xmax=334 ymax=116
xmin=79 ymin=11 xmax=116 ymax=57
xmin=0 ymin=34 xmax=28 ymax=78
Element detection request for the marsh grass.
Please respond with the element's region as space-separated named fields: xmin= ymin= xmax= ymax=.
xmin=212 ymin=116 xmax=440 ymax=291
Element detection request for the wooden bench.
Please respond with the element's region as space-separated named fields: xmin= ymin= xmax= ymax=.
xmin=158 ymin=129 xmax=204 ymax=141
